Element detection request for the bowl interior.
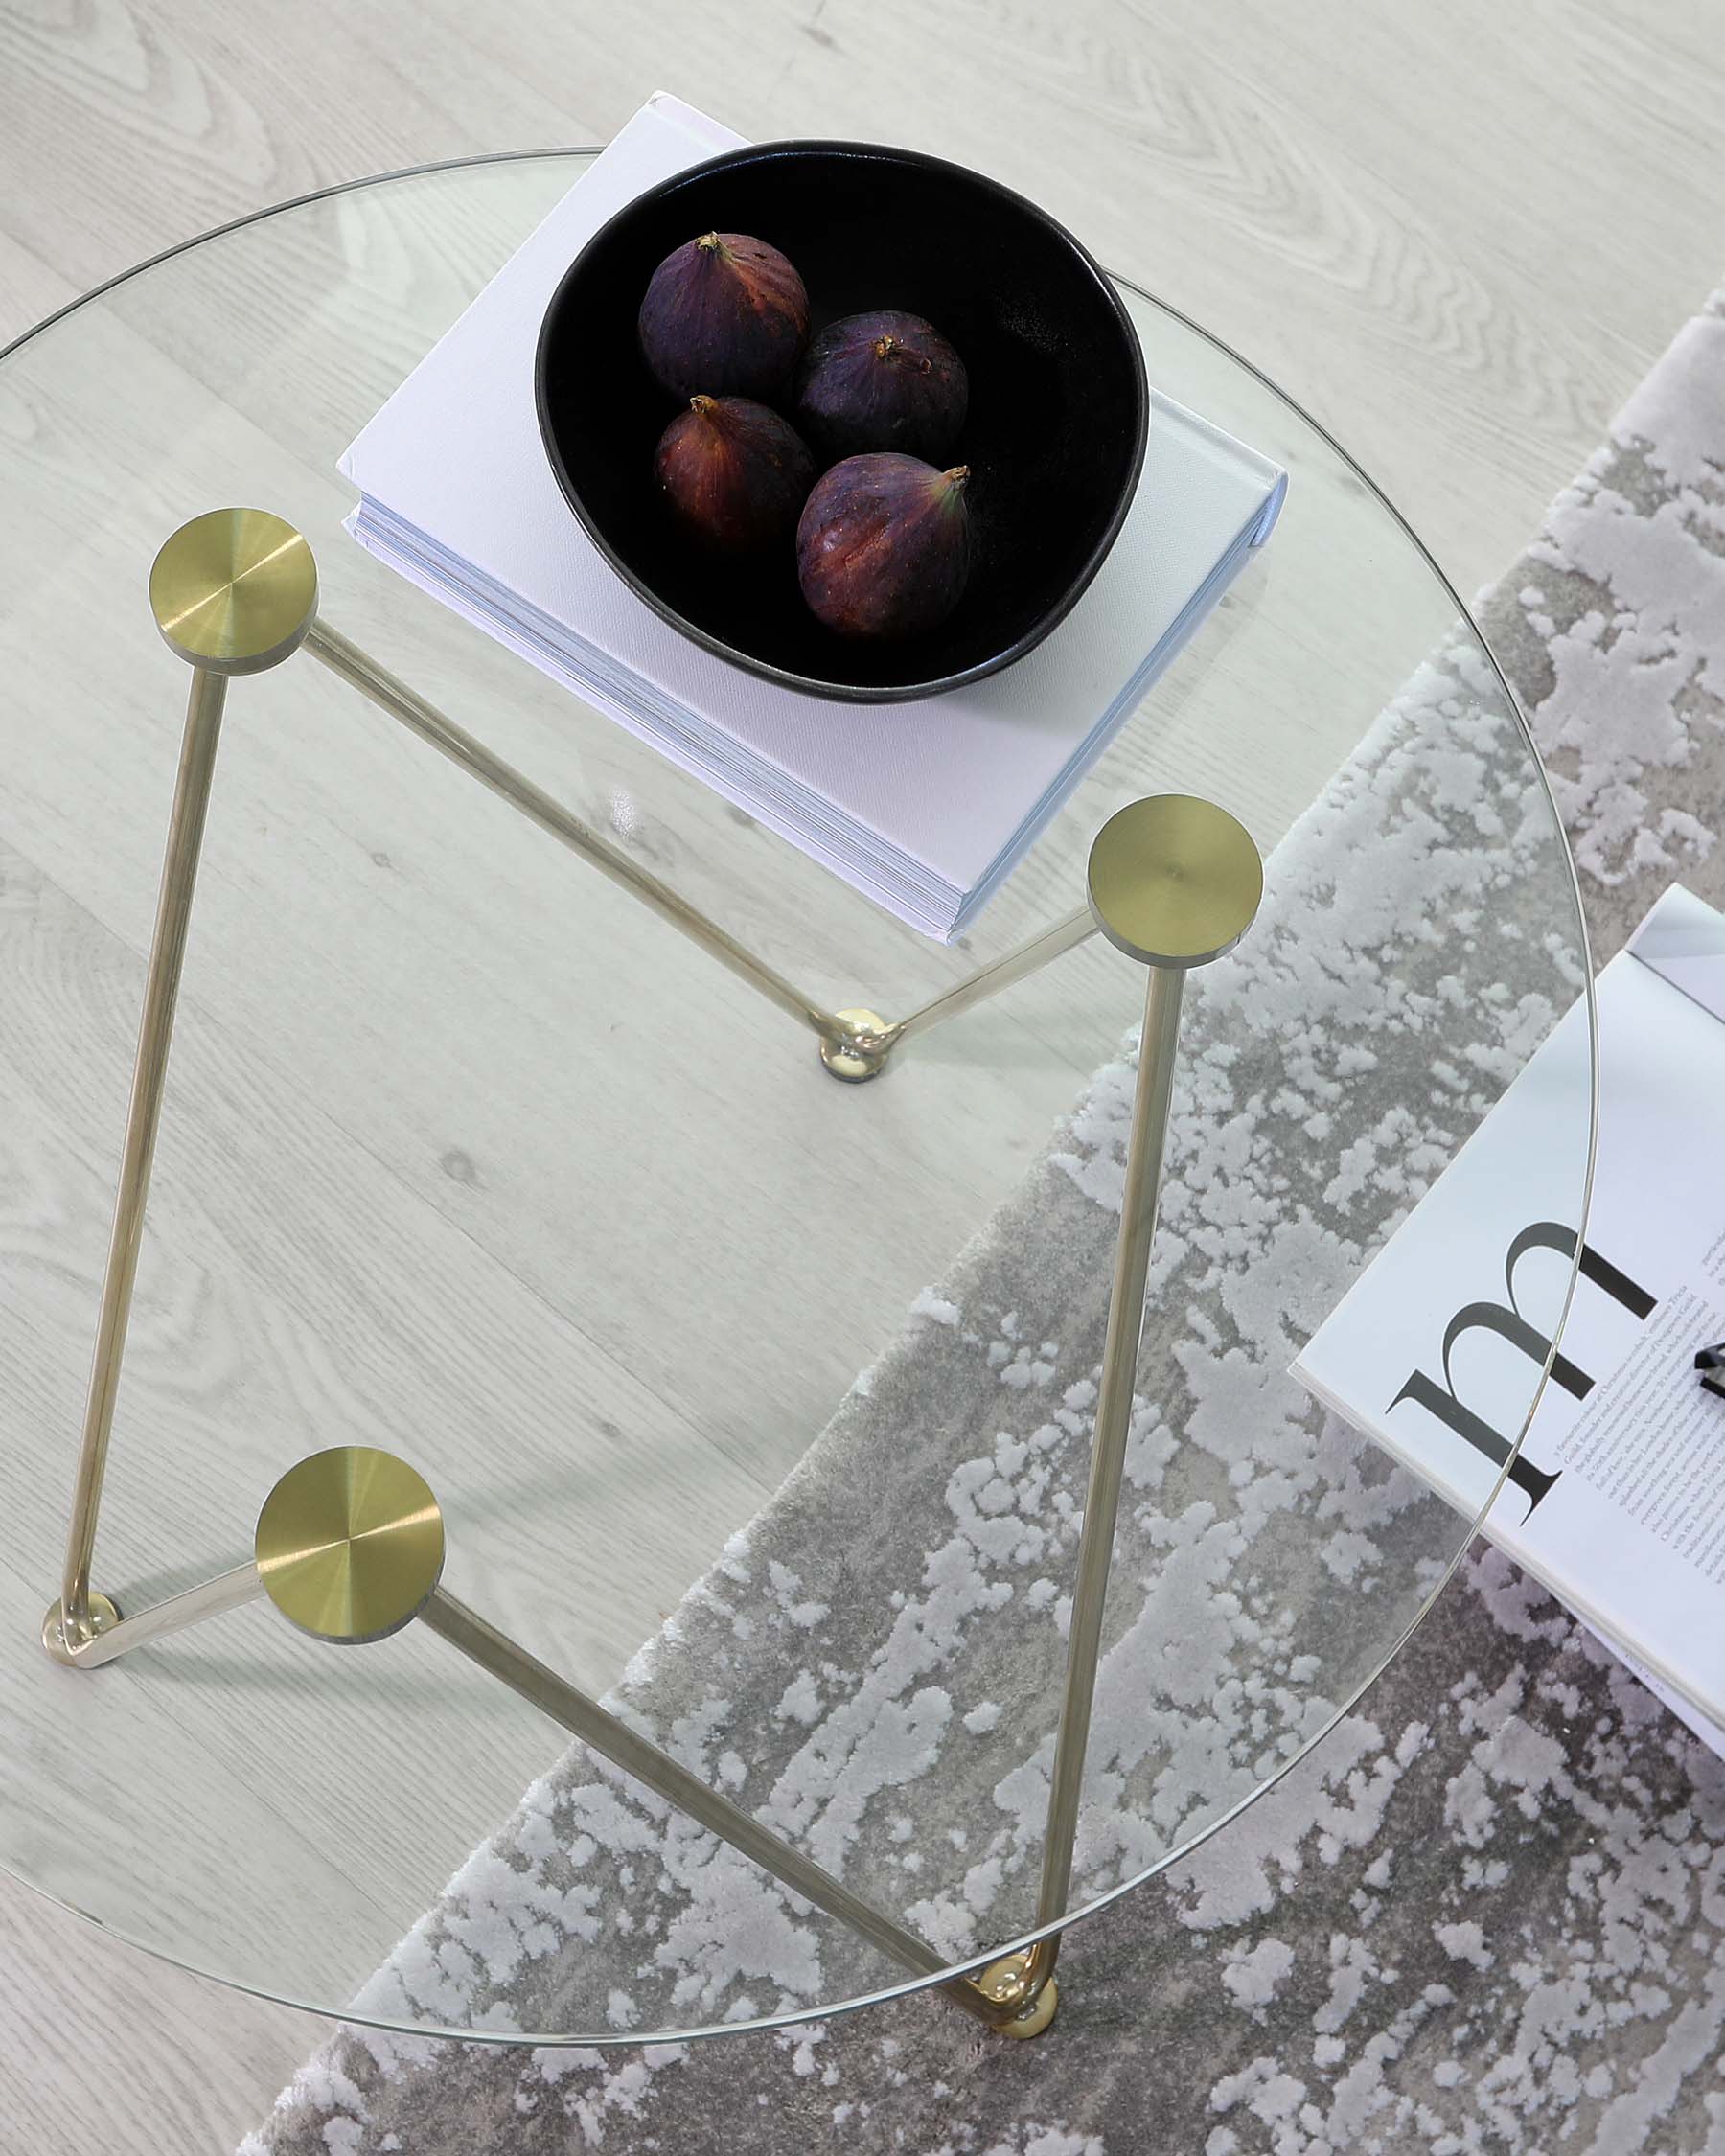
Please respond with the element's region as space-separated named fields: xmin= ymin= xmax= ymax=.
xmin=537 ymin=143 xmax=1146 ymax=700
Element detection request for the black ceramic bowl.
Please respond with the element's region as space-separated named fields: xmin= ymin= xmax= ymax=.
xmin=536 ymin=141 xmax=1149 ymax=702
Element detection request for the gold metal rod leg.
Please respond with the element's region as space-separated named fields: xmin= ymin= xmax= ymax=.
xmin=301 ymin=620 xmax=851 ymax=1049
xmin=53 ymin=666 xmax=228 ymax=1650
xmin=417 ymin=1587 xmax=1028 ymax=2030
xmin=818 ymin=908 xmax=1097 ymax=1084
xmin=1009 ymin=794 xmax=1262 ymax=2007
xmin=45 ymin=1563 xmax=264 ymax=1670
xmin=1034 ymin=965 xmax=1185 ymax=1947
xmin=891 ymin=907 xmax=1098 ymax=1047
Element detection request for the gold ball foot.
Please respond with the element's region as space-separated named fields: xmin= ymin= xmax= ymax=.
xmin=41 ymin=1592 xmax=123 ymax=1668
xmin=977 ymin=1952 xmax=1060 ymax=2039
xmin=149 ymin=508 xmax=318 ymax=676
xmin=255 ymin=1447 xmax=445 ymax=1645
xmin=818 ymin=1009 xmax=894 ymax=1084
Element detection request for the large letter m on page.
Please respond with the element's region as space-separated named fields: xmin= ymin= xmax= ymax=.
xmin=1388 ymin=1223 xmax=1655 ymax=1522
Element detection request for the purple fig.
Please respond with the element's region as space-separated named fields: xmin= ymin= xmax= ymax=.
xmin=794 ymin=310 xmax=969 ymax=463
xmin=637 ymin=231 xmax=810 ymax=401
xmin=796 ymin=453 xmax=972 ymax=639
xmin=655 ymin=396 xmax=816 ymax=552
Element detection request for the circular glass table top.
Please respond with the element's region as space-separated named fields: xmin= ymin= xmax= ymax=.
xmin=0 ymin=150 xmax=1594 ymax=2044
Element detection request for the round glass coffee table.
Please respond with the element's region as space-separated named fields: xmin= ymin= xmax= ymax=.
xmin=0 ymin=149 xmax=1594 ymax=2045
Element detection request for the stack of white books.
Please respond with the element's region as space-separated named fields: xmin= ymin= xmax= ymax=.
xmin=1296 ymin=884 xmax=1725 ymax=1755
xmin=341 ymin=94 xmax=1287 ymax=941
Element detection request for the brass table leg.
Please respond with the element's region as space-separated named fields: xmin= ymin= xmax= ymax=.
xmin=45 ymin=1562 xmax=266 ymax=1670
xmin=818 ymin=906 xmax=1099 ymax=1082
xmin=45 ymin=509 xmax=318 ymax=1658
xmin=301 ymin=618 xmax=854 ymax=1054
xmin=996 ymin=796 xmax=1265 ymax=2023
xmin=248 ymin=1445 xmax=1040 ymax=2033
xmin=39 ymin=507 xmax=1267 ymax=2048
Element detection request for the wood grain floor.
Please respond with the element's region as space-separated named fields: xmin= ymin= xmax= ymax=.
xmin=1 ymin=3 xmax=1721 ymax=2149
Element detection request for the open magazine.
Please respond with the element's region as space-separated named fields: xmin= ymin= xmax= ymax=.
xmin=1295 ymin=885 xmax=1725 ymax=1754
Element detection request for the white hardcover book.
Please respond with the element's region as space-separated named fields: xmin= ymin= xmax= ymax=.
xmin=340 ymin=93 xmax=1286 ymax=941
xmin=1293 ymin=884 xmax=1725 ymax=1753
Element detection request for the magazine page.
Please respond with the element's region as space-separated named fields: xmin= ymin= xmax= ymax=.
xmin=1293 ymin=887 xmax=1725 ymax=1736
xmin=1628 ymin=880 xmax=1725 ymax=1021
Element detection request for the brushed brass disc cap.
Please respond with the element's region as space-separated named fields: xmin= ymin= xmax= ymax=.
xmin=149 ymin=508 xmax=318 ymax=675
xmin=1087 ymin=794 xmax=1263 ymax=969
xmin=255 ymin=1447 xmax=444 ymax=1645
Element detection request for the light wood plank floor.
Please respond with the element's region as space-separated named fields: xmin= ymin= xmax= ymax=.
xmin=1 ymin=4 xmax=1721 ymax=2149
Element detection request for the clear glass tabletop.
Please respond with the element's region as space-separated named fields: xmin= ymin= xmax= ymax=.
xmin=0 ymin=150 xmax=1594 ymax=2042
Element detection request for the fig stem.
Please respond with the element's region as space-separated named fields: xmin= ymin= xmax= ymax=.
xmin=945 ymin=465 xmax=972 ymax=488
xmin=689 ymin=394 xmax=717 ymax=414
xmin=874 ymin=333 xmax=933 ymax=374
xmin=695 ymin=231 xmax=724 ymax=254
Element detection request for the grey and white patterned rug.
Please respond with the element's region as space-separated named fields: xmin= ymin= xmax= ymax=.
xmin=246 ymin=287 xmax=1725 ymax=2153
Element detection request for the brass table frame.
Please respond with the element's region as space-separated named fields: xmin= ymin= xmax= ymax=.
xmin=39 ymin=509 xmax=1263 ymax=2041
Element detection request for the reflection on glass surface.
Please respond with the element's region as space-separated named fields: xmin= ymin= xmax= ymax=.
xmin=0 ymin=152 xmax=1593 ymax=2042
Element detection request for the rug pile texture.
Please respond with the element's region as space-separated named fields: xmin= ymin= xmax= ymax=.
xmin=246 ymin=287 xmax=1725 ymax=2154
